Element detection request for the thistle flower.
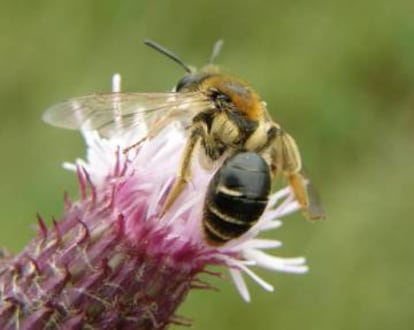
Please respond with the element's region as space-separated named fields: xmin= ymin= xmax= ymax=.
xmin=0 ymin=74 xmax=308 ymax=329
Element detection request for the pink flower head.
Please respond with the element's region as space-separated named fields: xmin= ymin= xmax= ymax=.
xmin=0 ymin=73 xmax=308 ymax=329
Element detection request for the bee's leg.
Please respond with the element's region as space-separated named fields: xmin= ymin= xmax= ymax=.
xmin=271 ymin=130 xmax=309 ymax=210
xmin=287 ymin=172 xmax=309 ymax=210
xmin=123 ymin=137 xmax=147 ymax=154
xmin=161 ymin=125 xmax=203 ymax=216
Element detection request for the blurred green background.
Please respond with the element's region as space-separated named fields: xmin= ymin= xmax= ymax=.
xmin=1 ymin=0 xmax=413 ymax=329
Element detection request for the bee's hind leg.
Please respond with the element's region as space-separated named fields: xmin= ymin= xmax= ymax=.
xmin=271 ymin=130 xmax=310 ymax=211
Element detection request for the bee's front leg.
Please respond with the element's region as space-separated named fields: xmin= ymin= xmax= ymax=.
xmin=160 ymin=124 xmax=205 ymax=216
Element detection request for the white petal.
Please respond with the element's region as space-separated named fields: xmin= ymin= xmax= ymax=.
xmin=112 ymin=73 xmax=121 ymax=93
xmin=62 ymin=162 xmax=76 ymax=171
xmin=236 ymin=263 xmax=274 ymax=292
xmin=229 ymin=268 xmax=250 ymax=302
xmin=267 ymin=187 xmax=291 ymax=208
xmin=244 ymin=249 xmax=308 ymax=274
xmin=276 ymin=200 xmax=301 ymax=218
xmin=167 ymin=192 xmax=199 ymax=226
xmin=241 ymin=239 xmax=282 ymax=250
xmin=258 ymin=219 xmax=283 ymax=231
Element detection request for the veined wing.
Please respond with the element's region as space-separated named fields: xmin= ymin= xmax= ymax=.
xmin=297 ymin=167 xmax=326 ymax=221
xmin=43 ymin=92 xmax=212 ymax=139
xmin=304 ymin=177 xmax=326 ymax=220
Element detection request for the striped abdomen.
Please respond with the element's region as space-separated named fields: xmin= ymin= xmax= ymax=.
xmin=203 ymin=152 xmax=271 ymax=245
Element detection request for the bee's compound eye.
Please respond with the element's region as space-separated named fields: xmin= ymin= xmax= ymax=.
xmin=176 ymin=75 xmax=193 ymax=91
xmin=175 ymin=73 xmax=211 ymax=92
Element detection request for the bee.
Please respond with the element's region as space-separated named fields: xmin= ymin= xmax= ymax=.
xmin=43 ymin=40 xmax=325 ymax=221
xmin=203 ymin=152 xmax=271 ymax=245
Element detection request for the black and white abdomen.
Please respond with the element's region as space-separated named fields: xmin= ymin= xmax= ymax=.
xmin=203 ymin=152 xmax=271 ymax=245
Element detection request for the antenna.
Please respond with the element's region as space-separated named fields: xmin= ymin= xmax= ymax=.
xmin=144 ymin=39 xmax=192 ymax=73
xmin=209 ymin=39 xmax=224 ymax=64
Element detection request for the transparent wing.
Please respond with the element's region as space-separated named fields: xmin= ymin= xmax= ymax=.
xmin=296 ymin=168 xmax=326 ymax=221
xmin=303 ymin=176 xmax=326 ymax=220
xmin=43 ymin=92 xmax=212 ymax=139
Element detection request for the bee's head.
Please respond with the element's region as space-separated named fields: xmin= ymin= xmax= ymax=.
xmin=175 ymin=72 xmax=212 ymax=92
xmin=201 ymin=75 xmax=264 ymax=121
